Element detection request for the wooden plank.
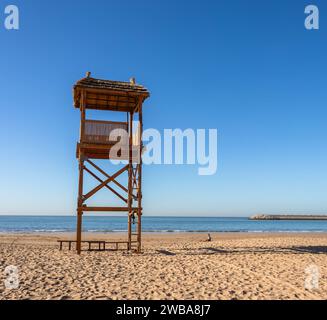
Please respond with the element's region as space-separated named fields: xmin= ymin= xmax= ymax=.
xmin=81 ymin=206 xmax=138 ymax=212
xmin=82 ymin=152 xmax=129 ymax=161
xmin=84 ymin=119 xmax=128 ymax=126
xmin=80 ymin=143 xmax=115 ymax=149
xmin=84 ymin=104 xmax=134 ymax=112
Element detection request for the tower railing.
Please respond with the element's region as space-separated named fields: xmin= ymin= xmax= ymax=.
xmin=82 ymin=119 xmax=128 ymax=145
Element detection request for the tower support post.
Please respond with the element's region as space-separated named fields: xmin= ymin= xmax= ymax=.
xmin=128 ymin=112 xmax=134 ymax=250
xmin=137 ymin=105 xmax=143 ymax=253
xmin=76 ymin=156 xmax=84 ymax=254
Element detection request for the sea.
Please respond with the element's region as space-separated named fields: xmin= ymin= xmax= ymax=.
xmin=1 ymin=216 xmax=327 ymax=233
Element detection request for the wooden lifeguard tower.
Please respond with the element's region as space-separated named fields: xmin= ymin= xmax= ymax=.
xmin=73 ymin=72 xmax=150 ymax=254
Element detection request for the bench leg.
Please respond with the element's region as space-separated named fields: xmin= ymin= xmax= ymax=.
xmin=59 ymin=242 xmax=63 ymax=251
xmin=69 ymin=242 xmax=72 ymax=251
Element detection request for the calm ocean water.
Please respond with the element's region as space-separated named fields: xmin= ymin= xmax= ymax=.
xmin=1 ymin=216 xmax=327 ymax=233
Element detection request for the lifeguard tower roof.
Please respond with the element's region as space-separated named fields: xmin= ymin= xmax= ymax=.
xmin=73 ymin=73 xmax=150 ymax=112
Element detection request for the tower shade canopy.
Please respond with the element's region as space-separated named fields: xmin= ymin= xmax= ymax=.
xmin=73 ymin=74 xmax=150 ymax=112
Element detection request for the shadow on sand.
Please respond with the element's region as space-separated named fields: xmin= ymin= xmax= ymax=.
xmin=169 ymin=246 xmax=327 ymax=255
xmin=156 ymin=249 xmax=176 ymax=256
xmin=289 ymin=246 xmax=327 ymax=254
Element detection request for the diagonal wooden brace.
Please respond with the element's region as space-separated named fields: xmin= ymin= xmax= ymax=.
xmin=83 ymin=166 xmax=127 ymax=203
xmin=86 ymin=159 xmax=128 ymax=193
xmin=83 ymin=165 xmax=129 ymax=201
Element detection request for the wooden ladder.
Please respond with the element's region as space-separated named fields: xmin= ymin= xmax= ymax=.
xmin=130 ymin=209 xmax=140 ymax=251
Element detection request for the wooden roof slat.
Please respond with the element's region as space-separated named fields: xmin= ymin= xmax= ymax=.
xmin=75 ymin=77 xmax=149 ymax=94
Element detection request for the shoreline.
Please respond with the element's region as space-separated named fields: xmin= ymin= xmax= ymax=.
xmin=250 ymin=215 xmax=327 ymax=221
xmin=2 ymin=230 xmax=327 ymax=234
xmin=1 ymin=231 xmax=327 ymax=243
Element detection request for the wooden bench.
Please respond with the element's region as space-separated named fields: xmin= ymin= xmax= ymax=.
xmin=58 ymin=240 xmax=105 ymax=251
xmin=105 ymin=241 xmax=132 ymax=251
xmin=57 ymin=240 xmax=135 ymax=251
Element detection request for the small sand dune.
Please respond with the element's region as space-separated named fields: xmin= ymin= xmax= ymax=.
xmin=1 ymin=232 xmax=327 ymax=300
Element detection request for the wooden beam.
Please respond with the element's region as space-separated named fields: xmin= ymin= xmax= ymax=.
xmin=81 ymin=206 xmax=140 ymax=212
xmin=128 ymin=112 xmax=134 ymax=250
xmin=83 ymin=104 xmax=135 ymax=112
xmin=84 ymin=119 xmax=128 ymax=126
xmin=81 ymin=87 xmax=150 ymax=99
xmin=79 ymin=91 xmax=86 ymax=143
xmin=80 ymin=143 xmax=114 ymax=150
xmin=137 ymin=102 xmax=143 ymax=253
xmin=76 ymin=101 xmax=85 ymax=254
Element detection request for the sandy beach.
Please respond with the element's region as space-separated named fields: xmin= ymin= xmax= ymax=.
xmin=1 ymin=232 xmax=327 ymax=300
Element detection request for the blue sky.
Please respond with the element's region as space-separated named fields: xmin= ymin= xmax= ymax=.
xmin=0 ymin=0 xmax=326 ymax=216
